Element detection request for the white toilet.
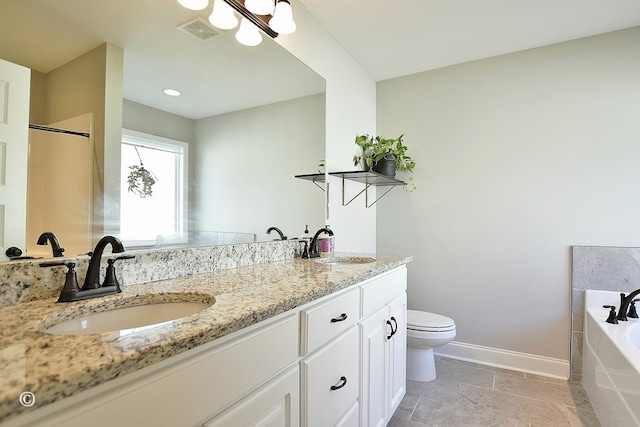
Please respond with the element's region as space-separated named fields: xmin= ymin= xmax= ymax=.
xmin=406 ymin=310 xmax=456 ymax=382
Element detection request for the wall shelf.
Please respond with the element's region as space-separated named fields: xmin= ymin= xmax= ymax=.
xmin=294 ymin=173 xmax=325 ymax=191
xmin=329 ymin=171 xmax=406 ymax=208
xmin=295 ymin=170 xmax=406 ymax=207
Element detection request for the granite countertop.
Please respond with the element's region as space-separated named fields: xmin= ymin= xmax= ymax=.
xmin=0 ymin=253 xmax=411 ymax=423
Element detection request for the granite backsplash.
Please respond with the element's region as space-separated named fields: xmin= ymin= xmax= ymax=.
xmin=0 ymin=240 xmax=301 ymax=308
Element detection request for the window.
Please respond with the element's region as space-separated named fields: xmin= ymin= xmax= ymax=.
xmin=120 ymin=129 xmax=188 ymax=247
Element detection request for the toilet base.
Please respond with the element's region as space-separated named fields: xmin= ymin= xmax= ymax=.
xmin=407 ymin=346 xmax=436 ymax=382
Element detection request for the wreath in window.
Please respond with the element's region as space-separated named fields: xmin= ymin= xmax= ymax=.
xmin=127 ymin=146 xmax=158 ymax=198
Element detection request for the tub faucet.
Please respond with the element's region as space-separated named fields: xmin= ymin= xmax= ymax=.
xmin=266 ymin=227 xmax=287 ymax=240
xmin=617 ymin=288 xmax=640 ymax=321
xmin=37 ymin=232 xmax=65 ymax=257
xmin=83 ymin=236 xmax=125 ymax=290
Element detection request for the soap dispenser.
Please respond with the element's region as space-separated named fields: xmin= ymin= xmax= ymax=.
xmin=318 ymin=225 xmax=334 ymax=258
xmin=301 ymin=225 xmax=311 ymax=241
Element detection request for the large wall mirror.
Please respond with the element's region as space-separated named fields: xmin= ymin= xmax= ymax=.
xmin=0 ymin=0 xmax=326 ymax=261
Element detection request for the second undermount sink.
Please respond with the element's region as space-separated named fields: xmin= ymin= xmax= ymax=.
xmin=315 ymin=256 xmax=376 ymax=265
xmin=42 ymin=294 xmax=215 ymax=336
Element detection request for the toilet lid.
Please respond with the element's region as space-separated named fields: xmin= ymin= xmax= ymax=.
xmin=407 ymin=310 xmax=455 ymax=331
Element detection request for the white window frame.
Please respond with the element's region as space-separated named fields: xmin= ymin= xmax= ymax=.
xmin=120 ymin=129 xmax=189 ymax=248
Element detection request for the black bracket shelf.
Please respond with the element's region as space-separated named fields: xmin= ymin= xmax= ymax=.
xmin=329 ymin=171 xmax=405 ymax=208
xmin=294 ymin=173 xmax=325 ymax=191
xmin=295 ymin=170 xmax=406 ymax=207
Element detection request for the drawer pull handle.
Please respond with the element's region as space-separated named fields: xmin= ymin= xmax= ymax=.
xmin=390 ymin=316 xmax=398 ymax=337
xmin=330 ymin=313 xmax=348 ymax=323
xmin=386 ymin=320 xmax=394 ymax=339
xmin=330 ymin=376 xmax=348 ymax=391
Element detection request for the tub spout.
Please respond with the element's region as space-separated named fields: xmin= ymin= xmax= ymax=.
xmin=617 ymin=288 xmax=640 ymax=321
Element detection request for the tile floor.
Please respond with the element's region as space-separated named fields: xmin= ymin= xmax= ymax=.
xmin=389 ymin=356 xmax=600 ymax=427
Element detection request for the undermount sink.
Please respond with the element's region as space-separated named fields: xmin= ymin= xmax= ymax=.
xmin=315 ymin=256 xmax=376 ymax=265
xmin=42 ymin=294 xmax=215 ymax=336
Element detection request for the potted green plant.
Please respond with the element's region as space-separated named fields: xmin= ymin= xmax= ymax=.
xmin=353 ymin=133 xmax=415 ymax=177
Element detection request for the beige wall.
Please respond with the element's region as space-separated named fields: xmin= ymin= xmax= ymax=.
xmin=42 ymin=43 xmax=123 ymax=241
xmin=26 ymin=114 xmax=93 ymax=256
xmin=376 ymin=27 xmax=640 ymax=366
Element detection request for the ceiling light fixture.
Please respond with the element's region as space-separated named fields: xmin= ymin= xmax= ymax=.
xmin=235 ymin=17 xmax=263 ymax=46
xmin=177 ymin=0 xmax=295 ymax=46
xmin=209 ymin=0 xmax=238 ymax=29
xmin=177 ymin=0 xmax=209 ymax=11
xmin=269 ymin=0 xmax=295 ymax=35
xmin=163 ymin=88 xmax=182 ymax=96
xmin=245 ymin=0 xmax=274 ymax=15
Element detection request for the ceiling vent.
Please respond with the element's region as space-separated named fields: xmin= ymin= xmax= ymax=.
xmin=177 ymin=17 xmax=225 ymax=42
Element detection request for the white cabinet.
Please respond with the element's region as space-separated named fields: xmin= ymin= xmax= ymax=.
xmin=359 ymin=268 xmax=407 ymax=427
xmin=203 ymin=365 xmax=299 ymax=427
xmin=300 ymin=288 xmax=360 ymax=356
xmin=301 ymin=326 xmax=360 ymax=427
xmin=300 ymin=288 xmax=361 ymax=427
xmin=10 ymin=313 xmax=299 ymax=427
xmin=386 ymin=294 xmax=407 ymax=416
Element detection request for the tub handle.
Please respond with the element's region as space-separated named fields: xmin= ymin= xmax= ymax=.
xmin=603 ymin=305 xmax=618 ymax=324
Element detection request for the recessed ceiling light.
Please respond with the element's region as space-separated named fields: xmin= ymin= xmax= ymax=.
xmin=163 ymin=88 xmax=182 ymax=97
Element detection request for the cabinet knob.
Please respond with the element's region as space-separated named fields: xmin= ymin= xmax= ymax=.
xmin=330 ymin=313 xmax=348 ymax=323
xmin=330 ymin=376 xmax=347 ymax=391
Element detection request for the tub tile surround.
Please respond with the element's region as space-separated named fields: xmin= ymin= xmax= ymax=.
xmin=571 ymin=245 xmax=640 ymax=381
xmin=0 ymin=241 xmax=412 ymax=423
xmin=0 ymin=239 xmax=300 ymax=308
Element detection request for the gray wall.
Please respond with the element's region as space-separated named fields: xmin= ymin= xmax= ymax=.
xmin=194 ymin=94 xmax=326 ymax=240
xmin=376 ymin=27 xmax=640 ymax=364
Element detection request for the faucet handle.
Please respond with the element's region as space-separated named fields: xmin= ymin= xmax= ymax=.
xmin=102 ymin=254 xmax=136 ymax=292
xmin=628 ymin=299 xmax=639 ymax=319
xmin=299 ymin=240 xmax=309 ymax=259
xmin=40 ymin=261 xmax=82 ymax=302
xmin=603 ymin=305 xmax=619 ymax=324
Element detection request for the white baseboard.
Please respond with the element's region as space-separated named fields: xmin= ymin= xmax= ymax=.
xmin=434 ymin=341 xmax=570 ymax=380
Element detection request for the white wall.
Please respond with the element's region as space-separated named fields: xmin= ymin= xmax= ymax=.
xmin=194 ymin=94 xmax=325 ymax=240
xmin=276 ymin=4 xmax=377 ymax=253
xmin=376 ymin=27 xmax=640 ymax=365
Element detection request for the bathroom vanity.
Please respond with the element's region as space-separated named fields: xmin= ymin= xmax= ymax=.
xmin=0 ymin=252 xmax=410 ymax=426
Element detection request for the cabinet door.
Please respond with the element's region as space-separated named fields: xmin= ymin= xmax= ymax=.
xmin=204 ymin=365 xmax=299 ymax=427
xmin=359 ymin=306 xmax=390 ymax=427
xmin=301 ymin=326 xmax=359 ymax=427
xmin=387 ymin=293 xmax=407 ymax=416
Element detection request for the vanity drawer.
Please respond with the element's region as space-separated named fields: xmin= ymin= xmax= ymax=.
xmin=300 ymin=288 xmax=359 ymax=355
xmin=300 ymin=326 xmax=359 ymax=427
xmin=361 ymin=267 xmax=407 ymax=317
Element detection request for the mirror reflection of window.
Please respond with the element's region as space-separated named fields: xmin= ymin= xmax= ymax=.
xmin=120 ymin=130 xmax=188 ymax=247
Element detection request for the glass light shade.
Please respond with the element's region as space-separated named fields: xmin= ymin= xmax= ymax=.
xmin=269 ymin=0 xmax=296 ymax=35
xmin=235 ymin=18 xmax=262 ymax=46
xmin=209 ymin=0 xmax=238 ymax=29
xmin=245 ymin=0 xmax=274 ymax=15
xmin=177 ymin=0 xmax=209 ymax=11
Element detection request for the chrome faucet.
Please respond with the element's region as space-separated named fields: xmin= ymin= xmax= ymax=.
xmin=617 ymin=288 xmax=640 ymax=321
xmin=307 ymin=227 xmax=333 ymax=258
xmin=266 ymin=227 xmax=287 ymax=240
xmin=82 ymin=236 xmax=126 ymax=290
xmin=37 ymin=232 xmax=65 ymax=257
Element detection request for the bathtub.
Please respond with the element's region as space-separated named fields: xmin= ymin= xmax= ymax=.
xmin=583 ymin=290 xmax=640 ymax=426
